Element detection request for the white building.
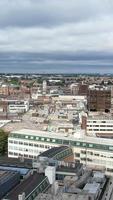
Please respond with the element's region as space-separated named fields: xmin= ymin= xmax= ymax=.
xmin=8 ymin=129 xmax=113 ymax=175
xmin=43 ymin=80 xmax=47 ymax=95
xmin=8 ymin=100 xmax=29 ymax=113
xmin=87 ymin=115 xmax=113 ymax=137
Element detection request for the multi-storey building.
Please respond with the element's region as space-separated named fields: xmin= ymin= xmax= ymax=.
xmin=8 ymin=129 xmax=113 ymax=175
xmin=8 ymin=100 xmax=29 ymax=113
xmin=87 ymin=85 xmax=111 ymax=112
xmin=87 ymin=115 xmax=113 ymax=137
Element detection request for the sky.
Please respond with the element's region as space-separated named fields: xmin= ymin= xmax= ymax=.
xmin=0 ymin=0 xmax=113 ymax=73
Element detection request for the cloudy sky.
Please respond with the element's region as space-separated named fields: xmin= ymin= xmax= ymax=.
xmin=0 ymin=0 xmax=113 ymax=73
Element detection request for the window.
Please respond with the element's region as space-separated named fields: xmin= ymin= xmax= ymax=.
xmin=34 ymin=144 xmax=38 ymax=147
xmin=40 ymin=144 xmax=44 ymax=148
xmin=19 ymin=141 xmax=23 ymax=145
xmin=94 ymin=153 xmax=99 ymax=156
xmin=14 ymin=141 xmax=18 ymax=144
xmin=29 ymin=143 xmax=33 ymax=146
xmin=75 ymin=153 xmax=80 ymax=157
xmin=9 ymin=140 xmax=13 ymax=143
xmin=109 ymin=146 xmax=113 ymax=150
xmin=81 ymin=150 xmax=86 ymax=154
xmin=24 ymin=142 xmax=28 ymax=146
xmin=8 ymin=152 xmax=13 ymax=155
xmin=14 ymin=152 xmax=18 ymax=156
xmin=89 ymin=144 xmax=93 ymax=148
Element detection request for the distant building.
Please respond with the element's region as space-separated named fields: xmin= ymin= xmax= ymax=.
xmin=43 ymin=80 xmax=47 ymax=95
xmin=8 ymin=100 xmax=29 ymax=113
xmin=87 ymin=85 xmax=111 ymax=112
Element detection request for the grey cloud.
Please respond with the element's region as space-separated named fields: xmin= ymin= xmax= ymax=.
xmin=0 ymin=0 xmax=112 ymax=65
xmin=0 ymin=0 xmax=112 ymax=27
xmin=0 ymin=51 xmax=112 ymax=62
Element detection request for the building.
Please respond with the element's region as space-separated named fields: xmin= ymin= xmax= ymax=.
xmin=4 ymin=172 xmax=50 ymax=200
xmin=0 ymin=99 xmax=29 ymax=114
xmin=35 ymin=169 xmax=108 ymax=200
xmin=87 ymin=114 xmax=113 ymax=137
xmin=87 ymin=85 xmax=111 ymax=112
xmin=70 ymin=83 xmax=88 ymax=96
xmin=0 ymin=85 xmax=9 ymax=96
xmin=7 ymin=100 xmax=29 ymax=113
xmin=8 ymin=129 xmax=113 ymax=175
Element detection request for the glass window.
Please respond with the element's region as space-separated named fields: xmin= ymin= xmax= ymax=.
xmin=9 ymin=140 xmax=13 ymax=143
xmin=89 ymin=144 xmax=93 ymax=148
xmin=109 ymin=146 xmax=113 ymax=150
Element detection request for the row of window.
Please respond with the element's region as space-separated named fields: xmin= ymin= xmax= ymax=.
xmin=9 ymin=144 xmax=53 ymax=151
xmin=87 ymin=125 xmax=113 ymax=127
xmin=8 ymin=152 xmax=40 ymax=158
xmin=9 ymin=137 xmax=113 ymax=152
xmin=87 ymin=121 xmax=112 ymax=123
xmin=88 ymin=129 xmax=113 ymax=131
xmin=9 ymin=140 xmax=52 ymax=149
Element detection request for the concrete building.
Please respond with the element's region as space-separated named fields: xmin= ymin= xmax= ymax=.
xmin=8 ymin=129 xmax=113 ymax=175
xmin=87 ymin=114 xmax=113 ymax=137
xmin=7 ymin=100 xmax=29 ymax=113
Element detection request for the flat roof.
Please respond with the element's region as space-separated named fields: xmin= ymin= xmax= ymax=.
xmin=5 ymin=172 xmax=47 ymax=200
xmin=0 ymin=156 xmax=32 ymax=168
xmin=0 ymin=166 xmax=30 ymax=176
xmin=83 ymin=183 xmax=100 ymax=194
xmin=56 ymin=163 xmax=82 ymax=174
xmin=10 ymin=129 xmax=113 ymax=147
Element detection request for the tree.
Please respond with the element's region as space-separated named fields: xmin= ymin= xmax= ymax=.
xmin=0 ymin=129 xmax=8 ymax=155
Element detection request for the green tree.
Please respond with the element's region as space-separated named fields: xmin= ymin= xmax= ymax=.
xmin=0 ymin=129 xmax=8 ymax=156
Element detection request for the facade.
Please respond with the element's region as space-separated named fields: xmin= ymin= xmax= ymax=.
xmin=87 ymin=86 xmax=111 ymax=112
xmin=8 ymin=129 xmax=113 ymax=175
xmin=87 ymin=115 xmax=113 ymax=137
xmin=8 ymin=100 xmax=29 ymax=113
xmin=0 ymin=85 xmax=9 ymax=96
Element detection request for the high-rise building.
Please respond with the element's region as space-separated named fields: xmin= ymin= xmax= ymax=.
xmin=87 ymin=85 xmax=111 ymax=112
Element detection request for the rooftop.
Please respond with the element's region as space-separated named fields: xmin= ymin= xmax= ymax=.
xmin=40 ymin=146 xmax=70 ymax=159
xmin=83 ymin=183 xmax=100 ymax=194
xmin=9 ymin=129 xmax=113 ymax=148
xmin=0 ymin=170 xmax=19 ymax=185
xmin=5 ymin=172 xmax=47 ymax=200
